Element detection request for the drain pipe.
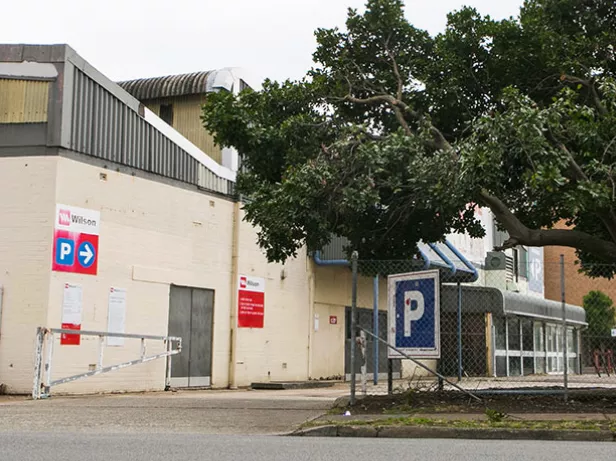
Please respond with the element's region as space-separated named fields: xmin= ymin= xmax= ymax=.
xmin=313 ymin=251 xmax=350 ymax=267
xmin=228 ymin=200 xmax=241 ymax=389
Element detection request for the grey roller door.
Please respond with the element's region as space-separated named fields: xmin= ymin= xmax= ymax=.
xmin=168 ymin=285 xmax=214 ymax=387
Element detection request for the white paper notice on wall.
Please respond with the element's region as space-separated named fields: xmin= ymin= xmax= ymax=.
xmin=314 ymin=313 xmax=320 ymax=332
xmin=61 ymin=283 xmax=83 ymax=345
xmin=107 ymin=287 xmax=127 ymax=346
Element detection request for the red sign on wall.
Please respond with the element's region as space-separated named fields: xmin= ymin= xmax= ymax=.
xmin=238 ymin=275 xmax=265 ymax=328
xmin=329 ymin=316 xmax=338 ymax=325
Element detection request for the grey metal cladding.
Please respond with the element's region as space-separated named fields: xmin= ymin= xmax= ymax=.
xmin=118 ymin=71 xmax=212 ymax=100
xmin=69 ymin=68 xmax=231 ymax=192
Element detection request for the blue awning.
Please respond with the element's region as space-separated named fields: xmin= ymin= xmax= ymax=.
xmin=314 ymin=238 xmax=478 ymax=283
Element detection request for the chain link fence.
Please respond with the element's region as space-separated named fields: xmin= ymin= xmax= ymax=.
xmin=347 ymin=254 xmax=616 ymax=403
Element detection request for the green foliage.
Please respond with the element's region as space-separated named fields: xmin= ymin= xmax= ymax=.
xmin=485 ymin=408 xmax=507 ymax=423
xmin=203 ymin=0 xmax=616 ymax=274
xmin=583 ymin=290 xmax=616 ymax=337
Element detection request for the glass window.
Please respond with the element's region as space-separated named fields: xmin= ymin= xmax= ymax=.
xmin=568 ymin=358 xmax=578 ymax=374
xmin=494 ymin=317 xmax=506 ymax=350
xmin=159 ymin=104 xmax=174 ymax=125
xmin=523 ymin=357 xmax=534 ymax=375
xmin=534 ymin=322 xmax=545 ymax=353
xmin=508 ymin=317 xmax=520 ymax=351
xmin=535 ymin=357 xmax=546 ymax=374
xmin=519 ymin=247 xmax=528 ymax=279
xmin=509 ymin=357 xmax=522 ymax=376
xmin=495 ymin=356 xmax=507 ymax=377
xmin=567 ymin=328 xmax=576 ymax=354
xmin=522 ymin=319 xmax=533 ymax=351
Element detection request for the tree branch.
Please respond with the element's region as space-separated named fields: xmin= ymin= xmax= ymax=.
xmin=479 ymin=190 xmax=616 ymax=263
xmin=557 ymin=143 xmax=616 ymax=244
xmin=561 ymin=74 xmax=608 ymax=116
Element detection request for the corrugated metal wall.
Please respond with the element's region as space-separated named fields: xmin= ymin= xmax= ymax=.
xmin=142 ymin=95 xmax=223 ymax=164
xmin=0 ymin=79 xmax=49 ymax=123
xmin=69 ymin=69 xmax=233 ymax=196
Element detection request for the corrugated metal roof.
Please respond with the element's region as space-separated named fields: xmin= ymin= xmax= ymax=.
xmin=118 ymin=71 xmax=212 ymax=100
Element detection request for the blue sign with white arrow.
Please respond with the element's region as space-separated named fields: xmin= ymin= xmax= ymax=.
xmin=78 ymin=241 xmax=96 ymax=268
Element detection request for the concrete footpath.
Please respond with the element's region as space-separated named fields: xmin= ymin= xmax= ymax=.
xmin=0 ymin=386 xmax=347 ymax=435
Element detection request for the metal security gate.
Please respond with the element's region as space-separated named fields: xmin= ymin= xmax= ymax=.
xmin=168 ymin=286 xmax=214 ymax=387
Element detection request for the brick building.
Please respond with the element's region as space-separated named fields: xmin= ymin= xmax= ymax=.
xmin=544 ymin=222 xmax=616 ymax=307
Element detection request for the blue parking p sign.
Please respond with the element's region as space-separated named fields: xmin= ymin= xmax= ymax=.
xmin=387 ymin=270 xmax=440 ymax=359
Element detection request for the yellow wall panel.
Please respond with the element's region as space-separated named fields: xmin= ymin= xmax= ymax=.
xmin=0 ymin=79 xmax=49 ymax=123
xmin=143 ymin=95 xmax=222 ymax=164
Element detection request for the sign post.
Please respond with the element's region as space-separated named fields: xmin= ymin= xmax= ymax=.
xmin=387 ymin=270 xmax=440 ymax=359
xmin=52 ymin=204 xmax=100 ymax=276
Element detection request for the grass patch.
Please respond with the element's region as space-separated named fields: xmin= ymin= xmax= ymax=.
xmin=303 ymin=417 xmax=614 ymax=432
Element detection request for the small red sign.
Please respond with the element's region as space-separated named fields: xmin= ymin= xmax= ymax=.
xmin=60 ymin=323 xmax=81 ymax=345
xmin=329 ymin=316 xmax=338 ymax=325
xmin=238 ymin=275 xmax=265 ymax=328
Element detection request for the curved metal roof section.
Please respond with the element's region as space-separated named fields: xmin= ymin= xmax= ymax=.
xmin=118 ymin=71 xmax=213 ymax=100
xmin=441 ymin=285 xmax=587 ymax=326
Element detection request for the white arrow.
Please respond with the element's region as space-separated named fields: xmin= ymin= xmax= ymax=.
xmin=80 ymin=244 xmax=94 ymax=265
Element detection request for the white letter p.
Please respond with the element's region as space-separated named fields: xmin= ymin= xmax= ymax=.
xmin=404 ymin=291 xmax=425 ymax=337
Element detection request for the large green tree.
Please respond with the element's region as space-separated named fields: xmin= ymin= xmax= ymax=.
xmin=203 ymin=0 xmax=616 ymax=276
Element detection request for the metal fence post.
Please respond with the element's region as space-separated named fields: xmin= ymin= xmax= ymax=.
xmin=350 ymin=251 xmax=359 ymax=405
xmin=560 ymin=254 xmax=568 ymax=402
xmin=373 ymin=274 xmax=379 ymax=385
xmin=44 ymin=332 xmax=55 ymax=396
xmin=457 ymin=282 xmax=463 ymax=382
xmin=32 ymin=327 xmax=45 ymax=399
xmin=387 ymin=359 xmax=393 ymax=395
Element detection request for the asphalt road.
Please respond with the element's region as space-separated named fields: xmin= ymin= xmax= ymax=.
xmin=2 ymin=432 xmax=616 ymax=461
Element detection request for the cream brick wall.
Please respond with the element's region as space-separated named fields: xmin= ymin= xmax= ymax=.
xmin=233 ymin=218 xmax=312 ymax=386
xmin=1 ymin=155 xmax=315 ymax=394
xmin=0 ymin=157 xmax=57 ymax=393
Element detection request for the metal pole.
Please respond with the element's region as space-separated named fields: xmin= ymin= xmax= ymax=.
xmin=97 ymin=335 xmax=105 ymax=371
xmin=165 ymin=339 xmax=172 ymax=390
xmin=373 ymin=274 xmax=379 ymax=385
xmin=32 ymin=327 xmax=45 ymax=399
xmin=457 ymin=282 xmax=463 ymax=382
xmin=560 ymin=254 xmax=568 ymax=402
xmin=44 ymin=332 xmax=55 ymax=396
xmin=387 ymin=359 xmax=393 ymax=395
xmin=350 ymin=251 xmax=359 ymax=405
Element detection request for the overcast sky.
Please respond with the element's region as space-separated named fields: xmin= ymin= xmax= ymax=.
xmin=2 ymin=0 xmax=524 ymax=85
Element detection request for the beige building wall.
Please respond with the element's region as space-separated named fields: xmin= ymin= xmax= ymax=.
xmin=311 ymin=266 xmax=389 ymax=380
xmin=311 ymin=265 xmax=436 ymax=381
xmin=0 ymin=157 xmax=58 ymax=393
xmin=0 ymin=155 xmax=316 ymax=394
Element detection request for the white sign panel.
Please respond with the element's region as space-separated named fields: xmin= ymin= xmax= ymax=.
xmin=62 ymin=283 xmax=83 ymax=325
xmin=388 ymin=270 xmax=440 ymax=359
xmin=61 ymin=283 xmax=83 ymax=345
xmin=611 ymin=329 xmax=616 ymax=338
xmin=107 ymin=287 xmax=127 ymax=346
xmin=55 ymin=204 xmax=101 ymax=235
